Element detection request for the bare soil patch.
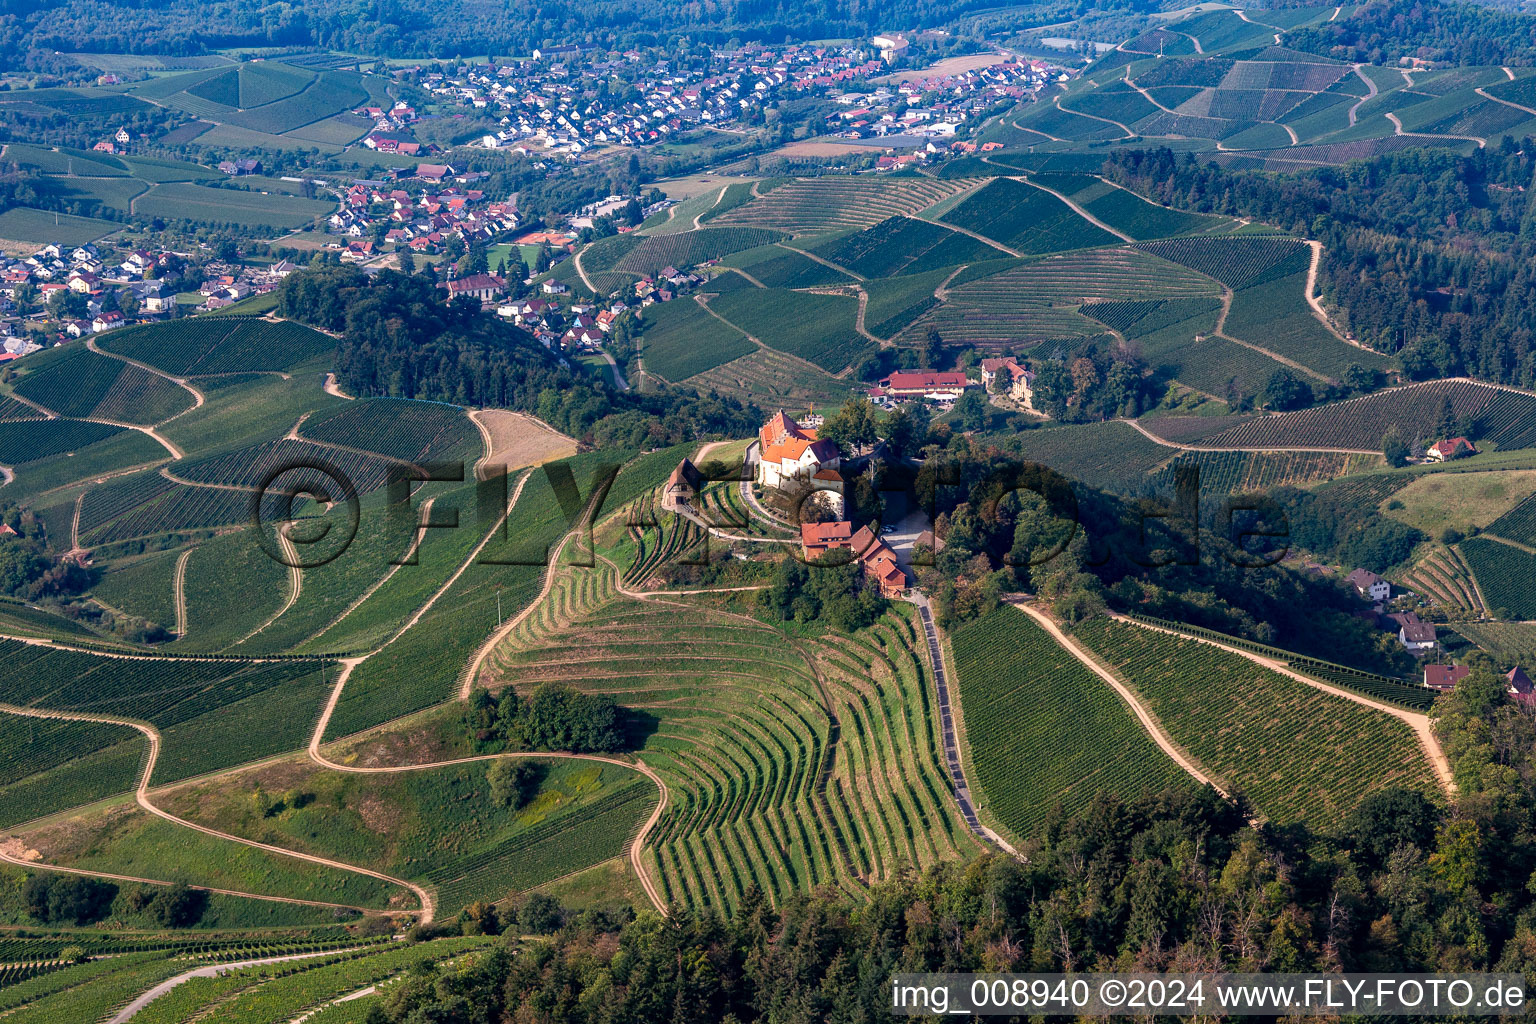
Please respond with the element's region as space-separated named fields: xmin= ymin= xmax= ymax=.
xmin=473 ymin=409 xmax=578 ymax=479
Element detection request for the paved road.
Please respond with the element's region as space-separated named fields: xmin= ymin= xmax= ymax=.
xmin=906 ymin=593 xmax=1020 ymax=857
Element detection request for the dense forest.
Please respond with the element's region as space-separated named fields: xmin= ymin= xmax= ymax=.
xmin=275 ymin=263 xmax=761 ymax=447
xmin=1102 ymin=144 xmax=1536 ymax=388
xmin=1284 ymin=0 xmax=1536 ymax=66
xmin=5 ymin=0 xmax=986 ymax=69
xmin=352 ymin=665 xmax=1536 ymax=1022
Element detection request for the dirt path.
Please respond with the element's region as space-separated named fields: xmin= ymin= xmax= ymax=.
xmin=934 ymin=264 xmax=967 ymax=301
xmin=1124 ymin=74 xmax=1178 ymax=113
xmin=1347 ymin=65 xmax=1378 ymax=127
xmin=1386 ymin=111 xmax=1485 ymax=148
xmin=6 ymin=391 xmax=59 ymax=420
xmin=694 ymin=185 xmax=728 ymax=230
xmin=323 ymin=372 xmax=353 ymax=400
xmin=172 ymin=548 xmax=192 ymax=637
xmin=1121 ymin=416 xmax=1381 ymax=454
xmin=1111 ymin=613 xmax=1455 ymax=795
xmin=777 ymin=241 xmax=863 ymax=281
xmin=1476 ymin=85 xmax=1536 ymax=118
xmin=850 ymin=287 xmax=886 ymax=347
xmin=1015 ymin=175 xmax=1133 ymax=242
xmin=86 ymin=337 xmax=205 ymax=418
xmin=238 ymin=529 xmax=302 ymax=643
xmin=0 ymin=702 xmax=433 ymax=921
xmin=301 ymin=499 xmax=434 ymax=648
xmin=927 ymin=216 xmax=1022 ymax=258
xmin=597 ymin=350 xmax=630 ymax=390
xmin=571 ymin=244 xmax=599 ymax=295
xmin=1009 ymin=602 xmax=1232 ymax=795
xmin=108 ymin=946 xmax=375 ymax=1024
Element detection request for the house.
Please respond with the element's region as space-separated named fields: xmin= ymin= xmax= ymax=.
xmin=811 ymin=467 xmax=845 ymax=517
xmin=415 ymin=163 xmax=456 ymax=182
xmin=1427 ymin=437 xmax=1477 ymax=462
xmin=1508 ymin=666 xmax=1535 ymax=701
xmin=798 ymin=521 xmax=907 ymax=597
xmin=800 ymin=520 xmax=854 ymax=556
xmin=445 ymin=273 xmax=505 ymax=301
xmin=661 ymin=458 xmax=703 ymax=513
xmin=979 ymin=357 xmax=1035 ymax=406
xmin=1424 ymin=664 xmax=1470 ymax=691
xmin=541 ymin=279 xmax=570 ymax=295
xmin=1397 ymin=613 xmax=1437 ymax=653
xmin=1346 ymin=568 xmax=1391 ymax=603
xmin=91 ymin=311 xmax=124 ymax=332
xmin=217 ymin=159 xmax=261 ymax=176
xmin=756 ymin=410 xmax=840 ymax=490
xmin=878 ymin=370 xmax=973 ymax=401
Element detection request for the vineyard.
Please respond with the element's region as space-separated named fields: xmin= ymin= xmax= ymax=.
xmin=637 ymin=297 xmax=756 ymax=382
xmin=1028 ymin=173 xmax=1237 ymax=239
xmin=717 ymin=242 xmax=853 ymax=289
xmin=1132 ymin=236 xmax=1308 ymax=290
xmin=298 ymin=398 xmax=479 ymax=464
xmin=100 ymin=317 xmax=336 ymax=375
xmin=683 ymin=345 xmax=853 ymax=408
xmin=897 ymin=248 xmax=1218 ymax=352
xmin=1459 ymin=537 xmax=1536 ymax=620
xmin=705 ymin=287 xmax=868 ymax=372
xmin=1488 ymin=492 xmax=1536 ymax=546
xmin=486 ymin=550 xmax=977 ymax=913
xmin=810 ymin=216 xmax=1003 ymax=278
xmin=940 ymin=177 xmax=1118 ymax=253
xmin=0 ymin=419 xmax=123 ymax=465
xmin=595 ymin=226 xmax=786 ymax=279
xmin=949 ymin=606 xmax=1198 ymax=838
xmin=10 ymin=344 xmax=195 ymax=424
xmin=1196 ymin=380 xmax=1536 ymax=451
xmin=709 ymin=176 xmax=980 ymax=236
xmin=1074 ymin=618 xmax=1438 ymax=825
xmin=175 ymin=438 xmax=401 ymax=494
xmin=1398 ymin=547 xmax=1485 ymax=618
xmin=1148 ymin=450 xmax=1380 ymax=499
xmin=1453 ymin=621 xmax=1536 ymax=663
xmin=0 ymin=714 xmax=145 ymax=828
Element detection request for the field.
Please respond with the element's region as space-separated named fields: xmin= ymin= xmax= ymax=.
xmin=133 ymin=183 xmax=335 ymax=231
xmin=1454 ymin=621 xmax=1536 ymax=663
xmin=299 ymin=398 xmax=479 ymax=464
xmin=1075 ymin=618 xmax=1437 ymax=825
xmin=582 ymin=226 xmax=786 ymax=295
xmin=716 ymin=243 xmax=854 ymax=289
xmin=636 ymin=297 xmax=756 ymax=381
xmin=705 ymin=286 xmax=868 ymax=372
xmin=473 ymin=409 xmax=577 ymax=476
xmin=100 ymin=317 xmax=336 ymax=375
xmin=1387 ymin=470 xmax=1536 ymax=538
xmin=709 ymin=177 xmax=979 ymax=236
xmin=941 ymin=177 xmax=1118 ymax=253
xmin=950 ymin=606 xmax=1198 ymax=838
xmin=159 ymin=756 xmax=653 ymax=914
xmin=0 ymin=207 xmax=119 ymax=246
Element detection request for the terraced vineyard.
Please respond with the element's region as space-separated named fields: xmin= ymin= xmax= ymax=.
xmin=950 ymin=606 xmax=1198 ymax=838
xmin=487 ymin=554 xmax=977 ymax=913
xmin=710 ymin=176 xmax=980 ymax=236
xmin=1074 ymin=618 xmax=1437 ymax=825
xmin=1399 ymin=547 xmax=1485 ymax=618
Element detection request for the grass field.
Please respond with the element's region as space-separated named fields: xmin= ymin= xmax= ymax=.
xmin=133 ymin=183 xmax=334 ymax=231
xmin=1387 ymin=470 xmax=1536 ymax=538
xmin=1075 ymin=618 xmax=1439 ymax=826
xmin=0 ymin=207 xmax=119 ymax=246
xmin=950 ymin=606 xmax=1198 ymax=839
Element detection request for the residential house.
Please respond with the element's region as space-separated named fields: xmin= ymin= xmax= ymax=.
xmin=979 ymin=357 xmax=1036 ymax=406
xmin=1396 ymin=613 xmax=1437 ymax=653
xmin=800 ymin=520 xmax=854 ymax=556
xmin=1508 ymin=666 xmax=1535 ymax=701
xmin=1346 ymin=568 xmax=1391 ymax=603
xmin=798 ymin=521 xmax=907 ymax=597
xmin=1427 ymin=437 xmax=1477 ymax=461
xmin=217 ymin=159 xmax=261 ymax=176
xmin=1424 ymin=664 xmax=1470 ymax=691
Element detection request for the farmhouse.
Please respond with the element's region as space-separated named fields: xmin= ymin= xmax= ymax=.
xmin=1345 ymin=568 xmax=1391 ymax=603
xmin=755 ymin=410 xmax=839 ymax=490
xmin=797 ymin=520 xmax=907 ymax=597
xmin=661 ymin=458 xmax=702 ymax=513
xmin=218 ymin=159 xmax=261 ymax=176
xmin=1427 ymin=437 xmax=1476 ymax=461
xmin=979 ymin=357 xmax=1036 ymax=406
xmin=1509 ymin=666 xmax=1535 ymax=701
xmin=1424 ymin=664 xmax=1469 ymax=691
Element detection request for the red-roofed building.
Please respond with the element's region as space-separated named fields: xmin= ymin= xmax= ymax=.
xmin=879 ymin=371 xmax=973 ymax=400
xmin=798 ymin=521 xmax=907 ymax=597
xmin=1427 ymin=437 xmax=1476 ymax=461
xmin=756 ymin=410 xmax=839 ymax=490
xmin=1424 ymin=664 xmax=1470 ymax=691
xmin=445 ymin=273 xmax=505 ymax=301
xmin=800 ymin=520 xmax=853 ymax=554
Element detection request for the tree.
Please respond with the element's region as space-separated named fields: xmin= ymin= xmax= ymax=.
xmin=1435 ymin=393 xmax=1458 ymax=441
xmin=818 ymin=398 xmax=879 ymax=453
xmin=1264 ymin=369 xmax=1312 ymax=411
xmin=517 ymin=893 xmax=563 ymax=933
xmin=145 ymin=885 xmax=207 ymax=927
xmin=521 ymin=683 xmax=625 ymax=752
xmin=1382 ymin=424 xmax=1410 ymax=467
xmin=24 ymin=875 xmax=117 ymax=925
xmin=883 ymin=404 xmax=930 ymax=460
xmin=487 ymin=759 xmax=542 ymax=808
xmin=921 ymin=327 xmax=944 ymax=369
xmin=954 ymin=389 xmax=989 ymax=432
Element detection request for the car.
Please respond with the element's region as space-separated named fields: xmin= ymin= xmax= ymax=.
xmin=881 ymin=524 xmax=897 ymax=535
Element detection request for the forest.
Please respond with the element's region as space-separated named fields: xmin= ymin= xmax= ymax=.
xmin=340 ymin=665 xmax=1536 ymax=1023
xmin=276 ymin=261 xmax=762 ymax=447
xmin=1101 ymin=144 xmax=1536 ymax=390
xmin=1284 ymin=0 xmax=1536 ymax=66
